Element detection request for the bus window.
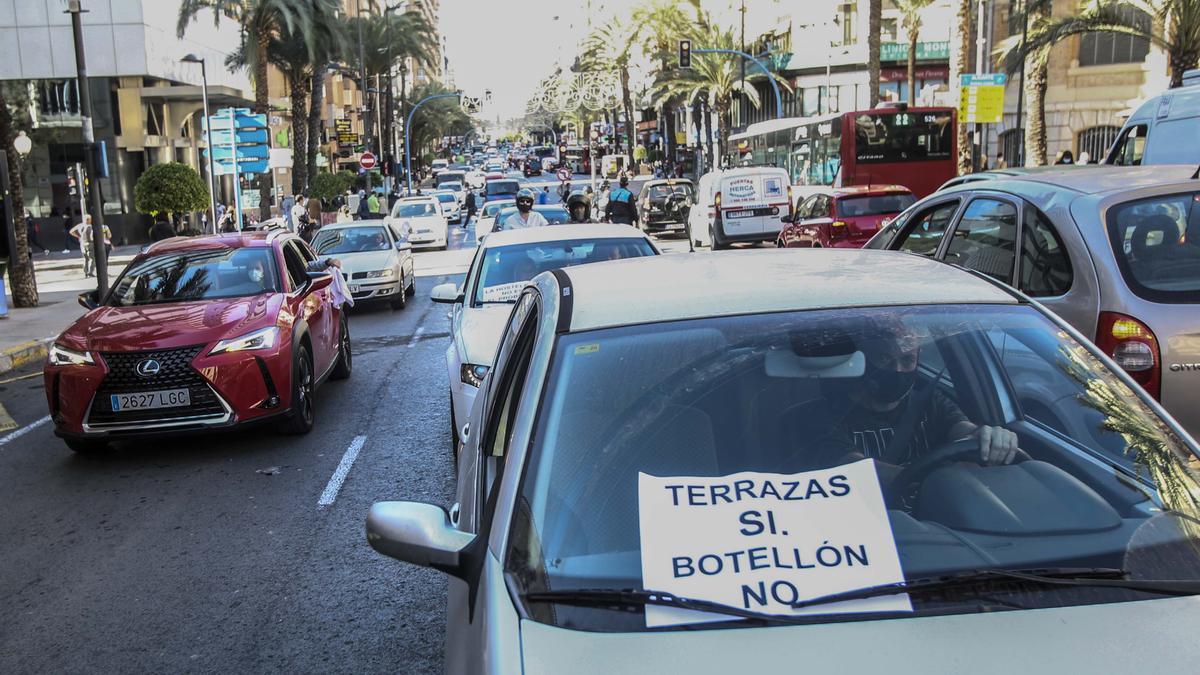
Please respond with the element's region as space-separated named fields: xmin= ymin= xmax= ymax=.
xmin=853 ymin=112 xmax=954 ymax=163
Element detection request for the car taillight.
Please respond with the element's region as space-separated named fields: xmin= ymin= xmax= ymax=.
xmin=786 ymin=185 xmax=794 ymax=219
xmin=829 ymin=221 xmax=848 ymax=239
xmin=1096 ymin=311 xmax=1161 ymax=399
xmin=715 ymin=191 xmax=722 ymax=209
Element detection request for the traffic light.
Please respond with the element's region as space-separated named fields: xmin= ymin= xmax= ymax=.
xmin=67 ymin=166 xmax=78 ymax=197
xmin=679 ymin=39 xmax=692 ymax=68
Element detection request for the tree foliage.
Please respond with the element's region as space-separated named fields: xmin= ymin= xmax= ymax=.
xmin=308 ymin=170 xmax=356 ymax=204
xmin=134 ymin=163 xmax=210 ymax=217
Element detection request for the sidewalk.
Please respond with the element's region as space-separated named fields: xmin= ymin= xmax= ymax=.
xmin=0 ymin=245 xmax=140 ymax=375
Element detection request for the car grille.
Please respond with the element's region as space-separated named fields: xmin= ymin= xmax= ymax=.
xmin=87 ymin=345 xmax=227 ymax=426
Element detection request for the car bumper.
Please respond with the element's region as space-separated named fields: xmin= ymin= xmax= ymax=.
xmin=46 ymin=344 xmax=295 ymax=441
xmin=643 ymin=215 xmax=685 ymax=231
xmin=348 ymin=280 xmax=402 ymax=300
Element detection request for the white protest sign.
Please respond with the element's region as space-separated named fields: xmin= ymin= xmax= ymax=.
xmin=638 ymin=459 xmax=910 ymax=627
xmin=480 ymin=281 xmax=526 ymax=303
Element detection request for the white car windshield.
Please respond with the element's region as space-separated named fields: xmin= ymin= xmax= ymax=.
xmin=312 ymin=226 xmax=391 ymax=254
xmin=472 ymin=238 xmax=655 ymax=305
xmin=393 ymin=202 xmax=436 ymax=218
xmin=508 ymin=304 xmax=1200 ymax=631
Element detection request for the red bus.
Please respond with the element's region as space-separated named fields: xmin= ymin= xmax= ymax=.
xmin=727 ymin=105 xmax=957 ymax=198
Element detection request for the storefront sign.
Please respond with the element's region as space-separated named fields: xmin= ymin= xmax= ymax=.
xmin=638 ymin=459 xmax=911 ymax=628
xmin=881 ymin=41 xmax=950 ymax=62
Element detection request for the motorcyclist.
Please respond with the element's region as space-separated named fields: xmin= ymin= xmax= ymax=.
xmin=500 ymin=188 xmax=549 ymax=230
xmin=604 ymin=174 xmax=638 ymax=225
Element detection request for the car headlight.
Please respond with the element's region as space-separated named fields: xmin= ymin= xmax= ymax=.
xmin=460 ymin=363 xmax=489 ymax=388
xmin=364 ymin=268 xmax=396 ymax=279
xmin=209 ymin=326 xmax=279 ymax=355
xmin=48 ymin=343 xmax=94 ymax=366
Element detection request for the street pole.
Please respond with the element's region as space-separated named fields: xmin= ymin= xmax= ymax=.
xmin=693 ymin=48 xmax=782 ymax=119
xmin=187 ymin=56 xmax=219 ymax=233
xmin=404 ymin=92 xmax=461 ymax=195
xmin=67 ymin=0 xmax=108 ymax=295
xmin=230 ymin=107 xmax=243 ymax=231
xmin=357 ymin=0 xmax=372 ymax=193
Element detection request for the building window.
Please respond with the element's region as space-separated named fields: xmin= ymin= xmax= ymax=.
xmin=35 ymin=80 xmax=81 ymax=117
xmin=881 ymin=17 xmax=899 ymax=42
xmin=836 ymin=3 xmax=858 ymax=46
xmin=1078 ymin=6 xmax=1150 ymax=66
xmin=1076 ymin=125 xmax=1120 ymax=162
xmin=1000 ymin=128 xmax=1025 ymax=167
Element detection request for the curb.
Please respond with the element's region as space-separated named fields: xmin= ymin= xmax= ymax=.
xmin=0 ymin=338 xmax=52 ymax=376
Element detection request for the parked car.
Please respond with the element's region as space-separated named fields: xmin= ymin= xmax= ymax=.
xmin=778 ymin=185 xmax=915 ymax=249
xmin=1105 ymin=70 xmax=1200 ymax=166
xmin=310 ymin=221 xmax=415 ymax=310
xmin=429 ymin=223 xmax=658 ymax=449
xmin=369 ymin=248 xmax=1200 ymax=675
xmin=49 ymin=231 xmax=351 ymax=453
xmin=688 ymin=166 xmax=792 ymax=249
xmin=388 ymin=196 xmax=448 ymax=250
xmin=867 ymin=165 xmax=1200 ymax=437
xmin=637 ymin=178 xmax=695 ymax=235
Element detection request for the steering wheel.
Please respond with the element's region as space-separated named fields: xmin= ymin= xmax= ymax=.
xmin=885 ymin=438 xmax=1031 ymax=505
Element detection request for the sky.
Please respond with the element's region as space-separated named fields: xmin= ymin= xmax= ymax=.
xmin=440 ymin=0 xmax=765 ymax=124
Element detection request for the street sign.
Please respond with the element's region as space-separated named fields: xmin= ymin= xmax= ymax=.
xmin=205 ymin=144 xmax=270 ymax=161
xmin=556 ymin=167 xmax=571 ymax=181
xmin=207 ymin=128 xmax=269 ymax=145
xmin=203 ymin=108 xmax=267 ymax=131
xmin=959 ymin=73 xmax=1006 ymax=124
xmin=360 ymin=151 xmax=377 ymax=170
xmin=212 ymin=159 xmax=269 ymax=176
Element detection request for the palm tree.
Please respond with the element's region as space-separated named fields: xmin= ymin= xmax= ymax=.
xmin=0 ymin=85 xmax=36 ymax=307
xmin=654 ymin=22 xmax=790 ymax=165
xmin=950 ymin=0 xmax=973 ymax=174
xmin=994 ymin=0 xmax=1055 ymax=166
xmin=868 ymin=0 xmax=883 ymax=107
xmin=633 ymin=0 xmax=697 ymax=170
xmin=178 ymin=0 xmax=330 ymax=217
xmin=895 ymin=0 xmax=935 ymax=103
xmin=581 ymin=22 xmax=641 ymax=159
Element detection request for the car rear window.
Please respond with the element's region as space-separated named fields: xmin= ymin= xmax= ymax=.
xmin=1107 ymin=192 xmax=1200 ymax=303
xmin=487 ymin=180 xmax=520 ymax=195
xmin=837 ymin=193 xmax=915 ymax=217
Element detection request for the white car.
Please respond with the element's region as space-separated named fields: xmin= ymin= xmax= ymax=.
xmin=688 ymin=167 xmax=792 ymax=249
xmin=387 ymin=196 xmax=447 ymax=250
xmin=438 ymin=180 xmax=468 ymax=207
xmin=430 ymin=158 xmax=449 ymax=180
xmin=309 ymin=220 xmax=415 ymax=309
xmin=474 ymin=198 xmax=516 ymax=245
xmin=432 ymin=190 xmax=462 ymax=224
xmin=466 ymin=170 xmax=487 ymax=189
xmin=371 ymin=249 xmax=1200 ymax=674
xmin=431 ymin=224 xmax=659 ymax=448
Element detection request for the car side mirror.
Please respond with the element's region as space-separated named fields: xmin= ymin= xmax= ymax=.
xmin=431 ymin=282 xmax=463 ymax=304
xmin=78 ymin=289 xmax=100 ymax=310
xmin=307 ymin=270 xmax=334 ymax=292
xmin=366 ymin=501 xmax=475 ymax=577
xmin=395 ymin=239 xmax=413 ymax=251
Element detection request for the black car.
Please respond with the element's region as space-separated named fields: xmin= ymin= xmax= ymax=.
xmin=483 ymin=178 xmax=521 ymax=205
xmin=637 ymin=178 xmax=695 ymax=233
xmin=523 ymin=159 xmax=543 ymax=177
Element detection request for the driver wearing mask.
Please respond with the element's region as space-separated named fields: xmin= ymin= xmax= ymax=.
xmin=502 ymin=188 xmax=549 ymax=229
xmin=793 ymin=320 xmax=1019 ymax=479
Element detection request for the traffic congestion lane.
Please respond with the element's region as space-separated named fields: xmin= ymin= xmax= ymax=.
xmin=0 ymin=245 xmax=469 ymax=674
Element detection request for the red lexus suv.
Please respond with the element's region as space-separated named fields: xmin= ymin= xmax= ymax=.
xmin=44 ymin=230 xmax=351 ymax=453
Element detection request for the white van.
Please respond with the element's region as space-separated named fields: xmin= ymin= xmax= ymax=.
xmin=1106 ymin=70 xmax=1200 ymax=165
xmin=430 ymin=158 xmax=449 ymax=179
xmin=687 ymin=167 xmax=792 ymax=249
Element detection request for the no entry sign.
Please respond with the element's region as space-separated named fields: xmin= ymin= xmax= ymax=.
xmin=360 ymin=151 xmax=377 ymax=170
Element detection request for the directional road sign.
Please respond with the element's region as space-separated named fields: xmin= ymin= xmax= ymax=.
xmin=556 ymin=167 xmax=571 ymax=181
xmin=959 ymin=73 xmax=1007 ymax=124
xmin=207 ymin=128 xmax=270 ymax=145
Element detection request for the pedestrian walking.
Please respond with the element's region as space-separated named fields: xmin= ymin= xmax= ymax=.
xmin=465 ymin=190 xmax=477 ymax=223
xmin=367 ymin=191 xmax=381 ymax=216
xmin=216 ymin=202 xmax=227 ymax=226
xmin=356 ymin=190 xmax=371 ymax=220
xmin=995 ymin=152 xmax=1007 ymax=170
xmin=69 ymin=215 xmax=109 ymax=278
xmin=307 ymin=194 xmax=323 ymax=226
xmin=604 ymin=175 xmax=638 ymax=225
xmin=24 ymin=211 xmax=46 ymax=255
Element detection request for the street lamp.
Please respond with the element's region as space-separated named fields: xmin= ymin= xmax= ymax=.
xmin=13 ymin=131 xmax=31 ymax=159
xmin=181 ymin=54 xmax=219 ymax=233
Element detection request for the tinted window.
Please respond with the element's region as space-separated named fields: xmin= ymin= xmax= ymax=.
xmin=473 ymin=238 xmax=656 ymax=306
xmin=943 ymin=198 xmax=1018 ymax=282
xmin=809 ymin=195 xmax=831 ymax=218
xmin=392 ymin=201 xmax=438 ymax=218
xmin=282 ymin=243 xmax=309 ymax=290
xmin=108 ymin=248 xmax=280 ymax=307
xmin=897 ymin=200 xmax=959 ymax=256
xmin=838 ymin=193 xmax=916 ymax=217
xmin=853 ymin=111 xmax=954 ymax=164
xmin=311 ymin=226 xmax=392 ymax=255
xmin=487 ymin=180 xmax=521 ymax=196
xmin=1107 ymin=192 xmax=1200 ymax=303
xmin=1019 ymin=208 xmax=1073 ymax=297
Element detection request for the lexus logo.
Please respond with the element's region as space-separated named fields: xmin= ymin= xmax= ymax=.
xmin=135 ymin=359 xmax=162 ymax=377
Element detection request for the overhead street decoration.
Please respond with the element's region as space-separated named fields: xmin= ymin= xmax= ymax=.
xmin=526 ymin=72 xmax=620 ymax=115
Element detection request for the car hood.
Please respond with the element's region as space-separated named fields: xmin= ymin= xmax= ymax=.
xmin=337 ymin=249 xmax=397 ymax=274
xmin=457 ymin=304 xmax=513 ymax=366
xmin=392 ymin=215 xmax=443 ymax=232
xmin=58 ymin=294 xmax=282 ymax=353
xmin=520 ymin=596 xmax=1200 ymax=674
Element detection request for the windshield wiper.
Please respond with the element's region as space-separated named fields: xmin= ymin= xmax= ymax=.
xmin=523 ymin=588 xmax=836 ymax=624
xmin=790 ymin=567 xmax=1200 ymax=610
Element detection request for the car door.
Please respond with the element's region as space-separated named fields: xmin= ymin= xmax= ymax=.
xmin=285 ymin=240 xmax=336 ymax=376
xmin=386 ymin=222 xmax=415 ymax=283
xmin=802 ymin=194 xmax=834 ymax=246
xmin=782 ymin=195 xmax=816 ymax=246
xmin=886 ymin=197 xmax=965 ymax=257
xmin=939 ymin=194 xmax=1021 ymax=284
xmin=1015 ymin=204 xmax=1092 ymax=333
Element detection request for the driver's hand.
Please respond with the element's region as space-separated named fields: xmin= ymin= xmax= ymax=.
xmin=976 ymin=425 xmax=1019 ymax=465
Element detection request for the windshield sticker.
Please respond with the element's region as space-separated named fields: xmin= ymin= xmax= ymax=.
xmin=638 ymin=459 xmax=910 ymax=627
xmin=480 ymin=281 xmax=526 ymax=303
xmin=573 ymin=343 xmax=600 ymax=355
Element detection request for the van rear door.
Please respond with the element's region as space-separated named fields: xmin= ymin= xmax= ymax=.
xmin=719 ymin=170 xmax=790 ymax=237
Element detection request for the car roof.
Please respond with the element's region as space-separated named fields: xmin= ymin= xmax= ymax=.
xmin=941 ymin=164 xmax=1200 ymax=197
xmin=482 ymin=223 xmax=646 ymax=248
xmin=317 ymin=220 xmax=388 ymax=231
xmin=554 ymin=249 xmax=1018 ymax=332
xmin=143 ymin=231 xmax=277 ymax=256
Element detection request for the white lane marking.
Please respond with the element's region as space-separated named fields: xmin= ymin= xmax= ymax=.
xmin=406 ymin=326 xmax=426 ymax=347
xmin=0 ymin=415 xmax=52 ymax=448
xmin=317 ymin=435 xmax=367 ymax=508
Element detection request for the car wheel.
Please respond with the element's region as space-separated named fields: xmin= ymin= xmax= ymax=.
xmin=449 ymin=391 xmax=459 ymax=451
xmin=390 ymin=275 xmax=408 ymax=310
xmin=65 ymin=438 xmax=110 ymax=455
xmin=279 ymin=344 xmax=315 ymax=435
xmin=710 ymin=224 xmax=728 ymax=251
xmin=405 ymin=274 xmax=416 ymax=297
xmin=331 ymin=316 xmax=352 ymax=380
